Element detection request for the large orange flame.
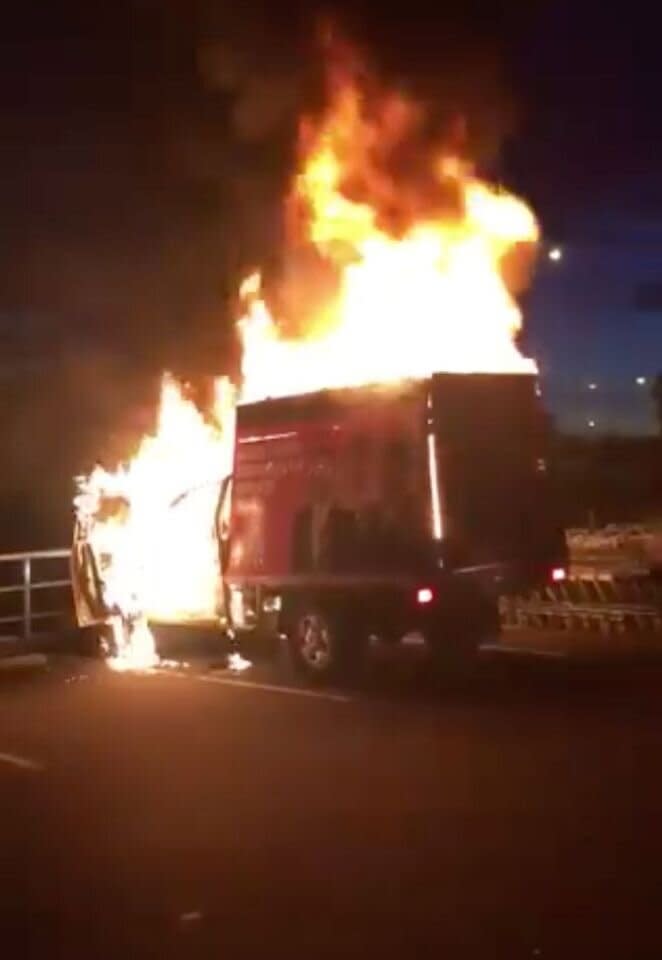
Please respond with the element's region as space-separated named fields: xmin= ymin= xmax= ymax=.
xmin=239 ymin=75 xmax=538 ymax=402
xmin=74 ymin=375 xmax=236 ymax=669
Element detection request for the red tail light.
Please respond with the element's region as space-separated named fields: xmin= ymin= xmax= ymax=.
xmin=416 ymin=587 xmax=434 ymax=605
xmin=551 ymin=567 xmax=567 ymax=583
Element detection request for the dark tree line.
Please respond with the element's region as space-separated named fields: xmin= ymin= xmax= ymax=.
xmin=652 ymin=374 xmax=662 ymax=437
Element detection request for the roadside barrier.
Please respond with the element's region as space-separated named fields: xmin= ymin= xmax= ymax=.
xmin=0 ymin=549 xmax=72 ymax=642
xmin=500 ymin=570 xmax=662 ymax=633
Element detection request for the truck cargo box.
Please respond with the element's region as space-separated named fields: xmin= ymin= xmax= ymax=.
xmin=226 ymin=373 xmax=565 ymax=591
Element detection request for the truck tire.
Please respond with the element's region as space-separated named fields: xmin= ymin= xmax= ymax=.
xmin=284 ymin=601 xmax=362 ymax=685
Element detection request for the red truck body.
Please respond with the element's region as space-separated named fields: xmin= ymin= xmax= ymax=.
xmin=223 ymin=373 xmax=566 ymax=679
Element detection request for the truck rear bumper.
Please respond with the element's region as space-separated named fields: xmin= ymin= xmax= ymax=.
xmin=226 ymin=572 xmax=500 ymax=651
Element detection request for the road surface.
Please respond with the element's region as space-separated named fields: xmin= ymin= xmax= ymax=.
xmin=1 ymin=650 xmax=662 ymax=958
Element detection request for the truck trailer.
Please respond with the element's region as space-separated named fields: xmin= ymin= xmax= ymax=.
xmin=219 ymin=372 xmax=566 ymax=681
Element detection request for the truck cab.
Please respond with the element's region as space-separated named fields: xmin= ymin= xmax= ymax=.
xmin=222 ymin=373 xmax=566 ymax=681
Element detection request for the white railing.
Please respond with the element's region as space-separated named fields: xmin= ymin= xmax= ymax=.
xmin=0 ymin=549 xmax=72 ymax=642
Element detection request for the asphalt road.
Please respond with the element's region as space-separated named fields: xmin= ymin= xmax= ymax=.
xmin=1 ymin=650 xmax=662 ymax=959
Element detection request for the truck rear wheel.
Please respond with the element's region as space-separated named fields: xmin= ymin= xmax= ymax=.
xmin=285 ymin=602 xmax=361 ymax=685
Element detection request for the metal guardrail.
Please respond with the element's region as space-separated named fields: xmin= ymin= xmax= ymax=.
xmin=2 ymin=545 xmax=662 ymax=642
xmin=501 ymin=572 xmax=662 ymax=633
xmin=0 ymin=549 xmax=72 ymax=642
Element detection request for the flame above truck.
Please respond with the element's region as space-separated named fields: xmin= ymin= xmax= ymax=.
xmin=238 ymin=67 xmax=538 ymax=403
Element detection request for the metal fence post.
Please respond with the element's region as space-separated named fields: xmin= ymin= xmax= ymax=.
xmin=0 ymin=549 xmax=70 ymax=643
xmin=23 ymin=556 xmax=31 ymax=642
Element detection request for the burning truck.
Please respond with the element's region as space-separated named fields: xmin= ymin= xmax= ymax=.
xmin=222 ymin=372 xmax=565 ymax=680
xmin=71 ymin=53 xmax=566 ymax=678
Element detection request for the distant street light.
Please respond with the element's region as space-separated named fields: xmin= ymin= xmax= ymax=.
xmin=548 ymin=246 xmax=563 ymax=262
xmin=636 ymin=376 xmax=647 ymax=386
xmin=587 ymin=419 xmax=596 ymax=429
xmin=588 ymin=382 xmax=597 ymax=391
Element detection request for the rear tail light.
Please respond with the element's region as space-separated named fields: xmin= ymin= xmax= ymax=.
xmin=416 ymin=587 xmax=434 ymax=605
xmin=551 ymin=567 xmax=567 ymax=583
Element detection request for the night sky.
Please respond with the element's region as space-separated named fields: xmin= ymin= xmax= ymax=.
xmin=1 ymin=0 xmax=661 ymax=430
